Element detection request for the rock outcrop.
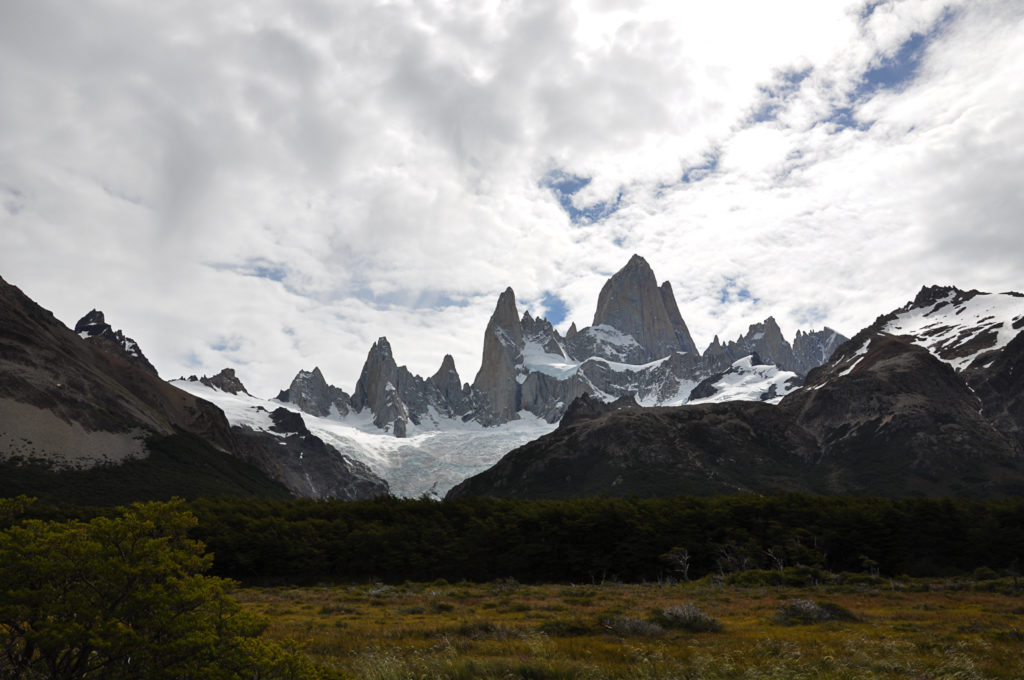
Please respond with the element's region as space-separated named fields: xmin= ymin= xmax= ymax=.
xmin=792 ymin=328 xmax=845 ymax=376
xmin=277 ymin=367 xmax=351 ymax=417
xmin=74 ymin=309 xmax=159 ymax=375
xmin=722 ymin=317 xmax=798 ymax=373
xmin=200 ymin=367 xmax=249 ymax=395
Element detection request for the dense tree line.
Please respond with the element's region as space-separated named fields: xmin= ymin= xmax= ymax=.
xmin=179 ymin=494 xmax=1024 ymax=585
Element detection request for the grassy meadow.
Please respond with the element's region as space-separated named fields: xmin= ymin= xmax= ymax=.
xmin=237 ymin=577 xmax=1024 ymax=679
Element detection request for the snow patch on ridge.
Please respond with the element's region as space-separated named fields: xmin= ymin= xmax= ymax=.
xmin=688 ymin=356 xmax=800 ymax=405
xmin=883 ymin=291 xmax=1024 ymax=370
xmin=521 ymin=340 xmax=580 ymax=380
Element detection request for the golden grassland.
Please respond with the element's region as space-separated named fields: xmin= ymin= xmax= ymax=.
xmin=236 ymin=577 xmax=1024 ymax=679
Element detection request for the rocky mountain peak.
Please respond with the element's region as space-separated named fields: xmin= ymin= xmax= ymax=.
xmin=911 ymin=285 xmax=976 ymax=309
xmin=277 ymin=366 xmax=351 ymax=418
xmin=723 ymin=317 xmax=798 ymax=374
xmin=199 ymin=368 xmax=249 ymax=395
xmin=566 ymin=322 xmax=578 ymax=340
xmin=472 ymin=288 xmax=526 ymax=423
xmin=73 ymin=309 xmax=158 ymax=375
xmin=792 ymin=327 xmax=847 ymax=376
xmin=74 ymin=309 xmax=106 ymax=332
xmin=659 ymin=281 xmax=699 ymax=355
xmin=351 ymin=336 xmax=411 ymax=436
xmin=591 ymin=254 xmax=694 ymax=361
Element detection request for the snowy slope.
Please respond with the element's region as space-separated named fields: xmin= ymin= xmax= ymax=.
xmin=688 ymin=356 xmax=802 ymax=405
xmin=881 ymin=289 xmax=1024 ymax=370
xmin=172 ymin=379 xmax=555 ymax=497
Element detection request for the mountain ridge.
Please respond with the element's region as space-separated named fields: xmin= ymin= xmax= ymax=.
xmin=447 ymin=285 xmax=1024 ymax=500
xmin=274 ymin=255 xmax=847 ymax=437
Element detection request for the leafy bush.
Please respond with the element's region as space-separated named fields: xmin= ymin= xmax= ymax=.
xmin=0 ymin=498 xmax=315 ymax=679
xmin=773 ymin=598 xmax=859 ymax=625
xmin=651 ymin=603 xmax=724 ymax=632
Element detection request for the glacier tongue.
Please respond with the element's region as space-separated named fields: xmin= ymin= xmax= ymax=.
xmin=171 ymin=379 xmax=554 ymax=497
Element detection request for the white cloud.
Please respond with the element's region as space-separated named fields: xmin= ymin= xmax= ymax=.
xmin=1 ymin=0 xmax=1022 ymax=396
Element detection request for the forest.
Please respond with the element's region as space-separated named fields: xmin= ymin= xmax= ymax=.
xmin=166 ymin=494 xmax=1024 ymax=585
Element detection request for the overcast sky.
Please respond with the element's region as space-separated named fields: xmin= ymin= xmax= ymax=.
xmin=2 ymin=0 xmax=1022 ymax=397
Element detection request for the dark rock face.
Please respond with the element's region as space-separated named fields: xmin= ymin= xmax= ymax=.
xmin=200 ymin=368 xmax=249 ymax=395
xmin=782 ymin=336 xmax=1018 ymax=496
xmin=351 ymin=338 xmax=410 ymax=435
xmin=277 ymin=367 xmax=351 ymax=417
xmin=233 ymin=408 xmax=389 ymax=500
xmin=723 ymin=317 xmax=797 ymax=373
xmin=965 ymin=331 xmax=1024 ymax=454
xmin=428 ymin=354 xmax=469 ymax=416
xmin=792 ymin=328 xmax=846 ymax=376
xmin=74 ymin=309 xmax=159 ymax=376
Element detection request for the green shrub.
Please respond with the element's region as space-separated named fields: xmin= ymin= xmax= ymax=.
xmin=651 ymin=603 xmax=724 ymax=632
xmin=600 ymin=616 xmax=664 ymax=637
xmin=773 ymin=598 xmax=859 ymax=625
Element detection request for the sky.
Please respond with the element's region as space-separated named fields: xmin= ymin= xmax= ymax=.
xmin=1 ymin=0 xmax=1022 ymax=398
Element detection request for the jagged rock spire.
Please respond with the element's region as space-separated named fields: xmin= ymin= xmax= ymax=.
xmin=592 ymin=254 xmax=696 ymax=361
xmin=351 ymin=337 xmax=410 ymax=436
xmin=472 ymin=287 xmax=524 ymax=423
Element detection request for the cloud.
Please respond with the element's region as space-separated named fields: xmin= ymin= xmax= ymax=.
xmin=1 ymin=0 xmax=1022 ymax=396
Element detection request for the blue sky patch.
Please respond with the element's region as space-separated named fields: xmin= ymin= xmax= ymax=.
xmin=681 ymin=150 xmax=721 ymax=184
xmin=857 ymin=7 xmax=958 ymax=97
xmin=718 ymin=278 xmax=760 ymax=305
xmin=750 ymin=66 xmax=813 ymax=124
xmin=541 ymin=292 xmax=569 ymax=325
xmin=211 ymin=258 xmax=288 ymax=283
xmin=541 ymin=170 xmax=622 ymax=224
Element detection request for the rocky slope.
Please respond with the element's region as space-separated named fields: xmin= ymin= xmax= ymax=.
xmin=0 ymin=274 xmax=388 ymax=503
xmin=447 ymin=287 xmax=1024 ymax=500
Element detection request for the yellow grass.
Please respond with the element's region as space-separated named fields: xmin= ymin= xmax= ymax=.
xmin=235 ymin=579 xmax=1024 ymax=679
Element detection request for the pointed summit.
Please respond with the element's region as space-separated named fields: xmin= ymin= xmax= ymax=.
xmin=74 ymin=309 xmax=158 ymax=375
xmin=277 ymin=366 xmax=351 ymax=417
xmin=472 ymin=287 xmax=525 ymax=423
xmin=659 ymin=281 xmax=699 ymax=356
xmin=592 ymin=255 xmax=695 ymax=361
xmin=351 ymin=337 xmax=410 ymax=436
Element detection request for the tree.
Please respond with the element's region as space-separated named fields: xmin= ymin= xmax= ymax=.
xmin=0 ymin=498 xmax=317 ymax=680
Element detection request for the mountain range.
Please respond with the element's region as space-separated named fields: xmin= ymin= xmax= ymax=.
xmin=448 ymin=285 xmax=1024 ymax=499
xmin=2 ymin=256 xmax=1022 ymax=502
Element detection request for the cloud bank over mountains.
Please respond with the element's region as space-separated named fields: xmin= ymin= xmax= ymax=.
xmin=1 ymin=0 xmax=1021 ymax=397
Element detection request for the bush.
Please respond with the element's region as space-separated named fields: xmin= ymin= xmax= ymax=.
xmin=773 ymin=599 xmax=859 ymax=625
xmin=651 ymin=603 xmax=724 ymax=632
xmin=973 ymin=566 xmax=999 ymax=581
xmin=600 ymin=616 xmax=664 ymax=637
xmin=0 ymin=498 xmax=315 ymax=679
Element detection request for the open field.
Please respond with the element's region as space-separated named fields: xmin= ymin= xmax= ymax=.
xmin=237 ymin=578 xmax=1024 ymax=679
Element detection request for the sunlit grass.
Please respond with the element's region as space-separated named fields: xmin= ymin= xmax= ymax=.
xmin=235 ymin=578 xmax=1024 ymax=679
